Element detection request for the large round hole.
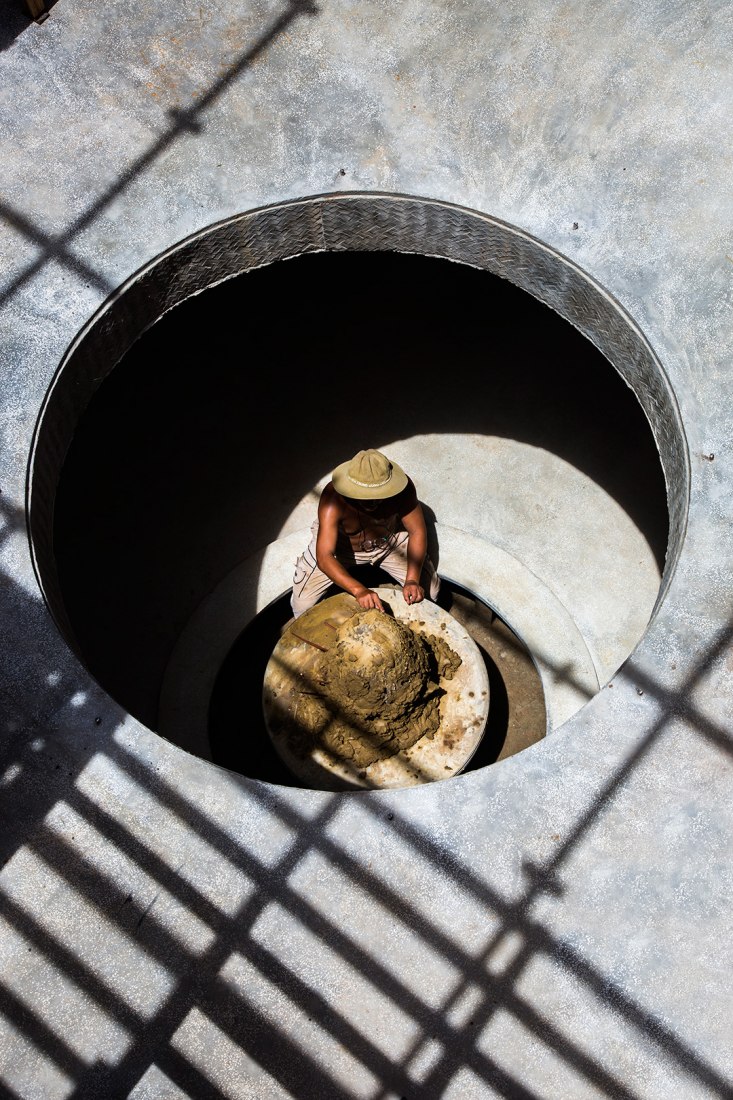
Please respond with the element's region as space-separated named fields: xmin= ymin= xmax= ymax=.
xmin=45 ymin=248 xmax=668 ymax=783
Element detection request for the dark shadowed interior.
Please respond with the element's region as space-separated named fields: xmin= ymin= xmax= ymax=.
xmin=53 ymin=249 xmax=669 ymax=777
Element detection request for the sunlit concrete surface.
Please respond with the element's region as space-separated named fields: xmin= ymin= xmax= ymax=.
xmin=1 ymin=1 xmax=732 ymax=1098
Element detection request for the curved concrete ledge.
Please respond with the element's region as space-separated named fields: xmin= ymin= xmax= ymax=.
xmin=435 ymin=524 xmax=599 ymax=728
xmin=158 ymin=524 xmax=599 ymax=760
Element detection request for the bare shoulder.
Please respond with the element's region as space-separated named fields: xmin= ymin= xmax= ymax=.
xmin=318 ymin=481 xmax=346 ymax=518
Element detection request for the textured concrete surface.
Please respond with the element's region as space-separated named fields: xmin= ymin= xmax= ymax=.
xmin=1 ymin=1 xmax=732 ymax=1098
xmin=158 ymin=524 xmax=600 ymax=760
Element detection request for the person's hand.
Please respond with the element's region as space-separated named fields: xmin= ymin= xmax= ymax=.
xmin=355 ymin=588 xmax=386 ymax=612
xmin=403 ymin=581 xmax=424 ymax=606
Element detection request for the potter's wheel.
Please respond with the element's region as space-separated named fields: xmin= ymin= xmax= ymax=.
xmin=262 ymin=588 xmax=490 ymax=790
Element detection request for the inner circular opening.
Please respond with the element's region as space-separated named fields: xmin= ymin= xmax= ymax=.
xmin=48 ymin=248 xmax=669 ymax=785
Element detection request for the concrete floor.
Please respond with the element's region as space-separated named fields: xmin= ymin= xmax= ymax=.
xmin=1 ymin=1 xmax=732 ymax=1098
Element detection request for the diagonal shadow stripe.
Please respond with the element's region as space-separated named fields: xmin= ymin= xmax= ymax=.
xmin=0 ymin=199 xmax=113 ymax=297
xmin=0 ymin=0 xmax=318 ymax=310
xmin=105 ymin=738 xmax=726 ymax=1097
xmin=13 ymin=803 xmax=635 ymax=1099
xmin=111 ymin=723 xmax=733 ymax=1097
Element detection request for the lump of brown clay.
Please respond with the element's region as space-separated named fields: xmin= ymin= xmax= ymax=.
xmin=320 ymin=610 xmax=430 ymax=723
xmin=288 ymin=608 xmax=462 ymax=770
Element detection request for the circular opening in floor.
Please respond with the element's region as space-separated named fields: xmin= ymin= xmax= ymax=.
xmin=28 ymin=195 xmax=684 ymax=789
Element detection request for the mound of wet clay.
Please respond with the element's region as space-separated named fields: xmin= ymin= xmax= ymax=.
xmin=322 ymin=610 xmax=431 ymax=723
xmin=289 ymin=608 xmax=462 ymax=770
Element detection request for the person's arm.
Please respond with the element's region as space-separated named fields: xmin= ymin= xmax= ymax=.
xmin=315 ymin=487 xmax=386 ymax=612
xmin=400 ymin=500 xmax=428 ymax=605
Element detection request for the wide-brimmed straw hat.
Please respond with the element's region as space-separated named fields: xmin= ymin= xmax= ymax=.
xmin=331 ymin=448 xmax=408 ymax=500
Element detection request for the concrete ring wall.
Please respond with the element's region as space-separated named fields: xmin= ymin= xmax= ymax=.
xmin=28 ymin=192 xmax=688 ymax=669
